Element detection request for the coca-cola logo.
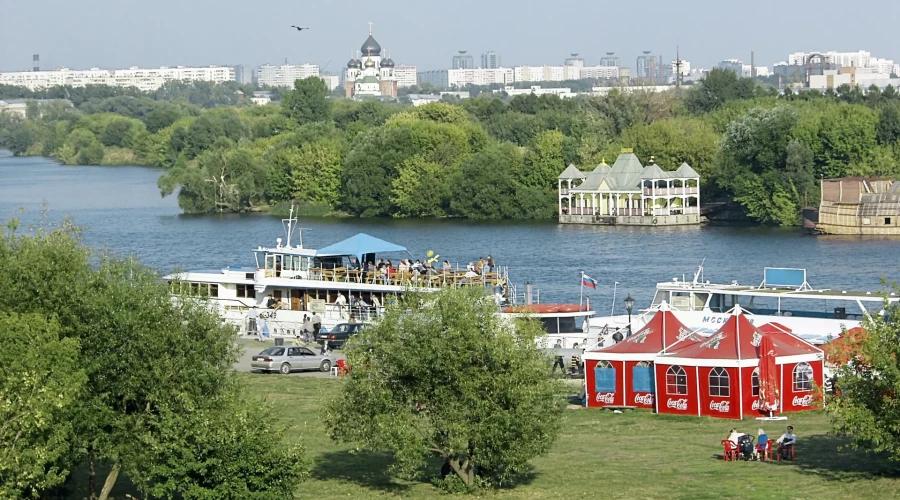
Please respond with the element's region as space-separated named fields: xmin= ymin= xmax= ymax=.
xmin=667 ymin=398 xmax=688 ymax=410
xmin=751 ymin=332 xmax=762 ymax=347
xmin=634 ymin=394 xmax=654 ymax=405
xmin=792 ymin=395 xmax=813 ymax=407
xmin=751 ymin=400 xmax=759 ymax=411
xmin=709 ymin=400 xmax=731 ymax=412
xmin=595 ymin=392 xmax=615 ymax=404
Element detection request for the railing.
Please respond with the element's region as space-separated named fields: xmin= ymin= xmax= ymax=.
xmin=262 ymin=264 xmax=509 ymax=290
xmin=644 ymin=187 xmax=699 ymax=196
xmin=569 ymin=208 xmax=595 ymax=215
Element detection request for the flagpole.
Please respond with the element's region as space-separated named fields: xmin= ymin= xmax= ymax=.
xmin=580 ymin=271 xmax=584 ymax=311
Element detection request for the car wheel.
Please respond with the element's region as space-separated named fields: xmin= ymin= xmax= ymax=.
xmin=320 ymin=360 xmax=332 ymax=372
xmin=279 ymin=363 xmax=291 ymax=375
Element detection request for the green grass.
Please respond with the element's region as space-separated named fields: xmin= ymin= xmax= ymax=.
xmin=248 ymin=375 xmax=900 ymax=500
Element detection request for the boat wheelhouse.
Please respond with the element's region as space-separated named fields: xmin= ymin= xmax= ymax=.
xmin=589 ymin=266 xmax=898 ymax=344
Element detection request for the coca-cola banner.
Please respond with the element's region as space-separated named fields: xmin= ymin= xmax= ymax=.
xmin=698 ymin=366 xmax=740 ymax=419
xmin=780 ymin=361 xmax=823 ymax=413
xmin=654 ymin=364 xmax=697 ymax=415
xmin=633 ymin=393 xmax=654 ymax=407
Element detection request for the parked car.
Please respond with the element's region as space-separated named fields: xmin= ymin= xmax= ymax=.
xmin=317 ymin=323 xmax=366 ymax=349
xmin=251 ymin=345 xmax=336 ymax=374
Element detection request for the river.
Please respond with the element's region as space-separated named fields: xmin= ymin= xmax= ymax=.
xmin=1 ymin=151 xmax=898 ymax=312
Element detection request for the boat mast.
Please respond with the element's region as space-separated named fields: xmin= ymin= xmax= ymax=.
xmin=692 ymin=258 xmax=706 ymax=286
xmin=283 ymin=204 xmax=299 ymax=248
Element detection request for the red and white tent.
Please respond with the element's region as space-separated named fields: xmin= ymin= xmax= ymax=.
xmin=583 ymin=304 xmax=700 ymax=409
xmin=653 ymin=307 xmax=825 ymax=420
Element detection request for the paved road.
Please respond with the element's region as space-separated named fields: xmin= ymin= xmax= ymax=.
xmin=235 ymin=340 xmax=346 ymax=378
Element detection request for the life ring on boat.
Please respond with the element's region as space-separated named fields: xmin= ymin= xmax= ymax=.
xmin=651 ymin=218 xmax=658 ymax=225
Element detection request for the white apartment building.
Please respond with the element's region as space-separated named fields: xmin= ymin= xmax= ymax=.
xmin=256 ymin=64 xmax=319 ymax=88
xmin=417 ymin=68 xmax=514 ymax=89
xmin=579 ymin=65 xmax=619 ymax=80
xmin=0 ymin=65 xmax=235 ymax=91
xmin=320 ymin=74 xmax=340 ymax=92
xmin=787 ymin=50 xmax=899 ymax=75
xmin=393 ymin=65 xmax=418 ymax=88
xmin=499 ymin=86 xmax=577 ymax=98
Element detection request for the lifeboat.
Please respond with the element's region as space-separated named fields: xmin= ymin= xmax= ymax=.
xmin=503 ymin=304 xmax=583 ymax=314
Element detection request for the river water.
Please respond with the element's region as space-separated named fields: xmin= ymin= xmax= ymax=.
xmin=1 ymin=151 xmax=898 ymax=312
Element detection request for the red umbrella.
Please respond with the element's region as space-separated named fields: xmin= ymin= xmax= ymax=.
xmin=757 ymin=334 xmax=779 ymax=414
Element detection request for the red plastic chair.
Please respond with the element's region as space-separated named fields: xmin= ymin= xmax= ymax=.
xmin=757 ymin=440 xmax=773 ymax=461
xmin=336 ymin=359 xmax=349 ymax=376
xmin=721 ymin=440 xmax=739 ymax=462
xmin=777 ymin=443 xmax=795 ymax=462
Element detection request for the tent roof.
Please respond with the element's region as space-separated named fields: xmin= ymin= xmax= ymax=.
xmin=558 ymin=164 xmax=586 ymax=180
xmin=663 ymin=310 xmax=819 ymax=362
xmin=316 ymin=233 xmax=407 ymax=258
xmin=640 ymin=163 xmax=668 ymax=180
xmin=592 ymin=309 xmax=695 ymax=356
xmin=757 ymin=322 xmax=823 ymax=353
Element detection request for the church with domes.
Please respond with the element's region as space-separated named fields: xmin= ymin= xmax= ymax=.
xmin=344 ymin=22 xmax=399 ymax=99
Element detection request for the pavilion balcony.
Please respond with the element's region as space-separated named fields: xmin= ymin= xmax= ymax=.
xmin=643 ymin=187 xmax=699 ymax=196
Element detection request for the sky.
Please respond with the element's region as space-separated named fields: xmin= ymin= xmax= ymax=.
xmin=1 ymin=0 xmax=899 ymax=73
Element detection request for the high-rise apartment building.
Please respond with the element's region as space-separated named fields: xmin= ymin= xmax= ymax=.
xmin=481 ymin=51 xmax=501 ymax=69
xmin=635 ymin=52 xmax=663 ymax=82
xmin=452 ymin=51 xmax=475 ymax=69
xmin=564 ymin=53 xmax=585 ymax=68
xmin=599 ymin=52 xmax=620 ymax=67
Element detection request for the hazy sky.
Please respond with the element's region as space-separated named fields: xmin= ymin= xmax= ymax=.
xmin=2 ymin=0 xmax=898 ymax=72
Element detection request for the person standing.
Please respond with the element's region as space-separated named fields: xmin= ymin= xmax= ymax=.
xmin=311 ymin=311 xmax=322 ymax=337
xmin=247 ymin=306 xmax=259 ymax=337
xmin=256 ymin=317 xmax=269 ymax=341
xmin=486 ymin=254 xmax=496 ymax=273
xmin=302 ymin=314 xmax=312 ymax=343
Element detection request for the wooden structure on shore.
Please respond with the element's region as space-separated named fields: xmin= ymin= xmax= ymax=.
xmin=557 ymin=150 xmax=701 ymax=226
xmin=811 ymin=178 xmax=900 ymax=235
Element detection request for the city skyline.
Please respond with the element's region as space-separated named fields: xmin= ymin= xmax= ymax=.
xmin=1 ymin=0 xmax=898 ymax=73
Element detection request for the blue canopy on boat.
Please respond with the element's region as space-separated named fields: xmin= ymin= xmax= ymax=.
xmin=315 ymin=233 xmax=407 ymax=259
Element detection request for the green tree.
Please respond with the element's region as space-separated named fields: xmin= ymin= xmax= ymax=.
xmin=143 ymin=103 xmax=183 ymax=133
xmin=685 ymin=68 xmax=758 ymax=114
xmin=289 ymin=138 xmax=343 ymax=210
xmin=0 ymin=222 xmax=309 ymax=499
xmin=323 ymin=288 xmax=565 ymax=490
xmin=876 ymin=102 xmax=900 ymax=145
xmin=0 ymin=313 xmax=85 ymax=499
xmin=828 ymin=294 xmax=900 ymax=461
xmin=281 ymin=76 xmax=332 ymax=125
xmin=391 ymin=155 xmax=453 ymax=217
xmin=522 ymin=129 xmax=565 ymax=189
xmin=60 ymin=128 xmax=105 ymax=165
xmin=450 ymin=143 xmax=525 ymax=219
xmin=615 ymin=117 xmax=719 ymax=185
xmin=159 ymin=146 xmax=268 ymax=213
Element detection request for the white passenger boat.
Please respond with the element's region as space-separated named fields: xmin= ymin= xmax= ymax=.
xmin=590 ymin=265 xmax=898 ymax=345
xmin=165 ymin=209 xmax=614 ymax=348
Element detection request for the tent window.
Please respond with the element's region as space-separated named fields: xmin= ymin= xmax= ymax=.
xmin=666 ymin=365 xmax=687 ymax=395
xmin=594 ymin=360 xmax=616 ymax=393
xmin=632 ymin=362 xmax=653 ymax=393
xmin=751 ymin=369 xmax=759 ymax=397
xmin=709 ymin=367 xmax=730 ymax=397
xmin=793 ymin=362 xmax=813 ymax=392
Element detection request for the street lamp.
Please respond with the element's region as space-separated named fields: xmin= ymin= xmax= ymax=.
xmin=624 ymin=294 xmax=635 ymax=336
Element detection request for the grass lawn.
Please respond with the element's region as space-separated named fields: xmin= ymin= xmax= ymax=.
xmin=248 ymin=375 xmax=900 ymax=500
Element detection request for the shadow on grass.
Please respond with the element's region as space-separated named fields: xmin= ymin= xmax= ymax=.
xmin=311 ymin=449 xmax=417 ymax=493
xmin=749 ymin=434 xmax=900 ymax=481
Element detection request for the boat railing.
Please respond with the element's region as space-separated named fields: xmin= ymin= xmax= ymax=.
xmin=285 ymin=264 xmax=509 ymax=289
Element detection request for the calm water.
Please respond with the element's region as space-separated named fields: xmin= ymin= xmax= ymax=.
xmin=1 ymin=151 xmax=899 ymax=311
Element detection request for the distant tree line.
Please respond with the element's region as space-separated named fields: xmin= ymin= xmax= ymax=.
xmin=2 ymin=70 xmax=900 ymax=225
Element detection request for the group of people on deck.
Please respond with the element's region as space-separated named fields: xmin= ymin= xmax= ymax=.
xmin=344 ymin=254 xmax=498 ymax=284
xmin=728 ymin=426 xmax=797 ymax=461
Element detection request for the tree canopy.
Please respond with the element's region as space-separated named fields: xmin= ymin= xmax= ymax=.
xmin=323 ymin=287 xmax=565 ymax=491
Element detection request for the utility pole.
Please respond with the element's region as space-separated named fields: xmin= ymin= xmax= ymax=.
xmin=675 ymin=45 xmax=683 ymax=90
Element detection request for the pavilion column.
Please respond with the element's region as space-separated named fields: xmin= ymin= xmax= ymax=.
xmin=578 ymin=193 xmax=584 ymax=215
xmin=558 ymin=180 xmax=563 ymax=215
xmin=591 ymin=193 xmax=597 ymax=215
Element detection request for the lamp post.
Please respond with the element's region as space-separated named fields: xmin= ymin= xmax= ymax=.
xmin=624 ymin=294 xmax=635 ymax=336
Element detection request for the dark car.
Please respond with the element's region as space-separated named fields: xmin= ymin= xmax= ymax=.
xmin=317 ymin=323 xmax=366 ymax=349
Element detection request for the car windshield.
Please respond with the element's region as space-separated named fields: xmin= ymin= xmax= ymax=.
xmin=333 ymin=324 xmax=349 ymax=333
xmin=260 ymin=347 xmax=284 ymax=356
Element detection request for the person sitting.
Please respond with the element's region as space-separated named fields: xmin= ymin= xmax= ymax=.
xmin=754 ymin=429 xmax=770 ymax=461
xmin=466 ymin=262 xmax=476 ymax=273
xmin=476 ymin=257 xmax=485 ymax=274
xmin=266 ymin=295 xmax=281 ymax=317
xmin=442 ymin=260 xmax=452 ymax=272
xmin=727 ymin=428 xmax=745 ymax=446
xmin=776 ymin=425 xmax=797 ymax=460
xmin=398 ymin=259 xmax=409 ymax=273
xmin=348 ymin=256 xmax=360 ymax=270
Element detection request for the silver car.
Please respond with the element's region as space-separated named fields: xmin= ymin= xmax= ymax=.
xmin=251 ymin=345 xmax=336 ymax=374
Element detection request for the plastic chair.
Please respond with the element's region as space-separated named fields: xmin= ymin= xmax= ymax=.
xmin=721 ymin=440 xmax=739 ymax=462
xmin=777 ymin=443 xmax=795 ymax=462
xmin=757 ymin=440 xmax=773 ymax=461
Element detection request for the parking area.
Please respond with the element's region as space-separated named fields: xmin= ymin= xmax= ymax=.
xmin=235 ymin=338 xmax=347 ymax=378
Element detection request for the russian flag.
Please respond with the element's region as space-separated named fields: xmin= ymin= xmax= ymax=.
xmin=582 ymin=274 xmax=597 ymax=289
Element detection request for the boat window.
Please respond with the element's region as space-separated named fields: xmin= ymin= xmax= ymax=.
xmin=650 ymin=290 xmax=666 ymax=306
xmin=558 ymin=317 xmax=577 ymax=333
xmin=540 ymin=317 xmax=560 ymax=334
xmin=709 ymin=293 xmax=723 ymax=312
xmin=671 ymin=292 xmax=692 ymax=310
xmin=209 ymin=284 xmax=218 ymax=298
xmin=237 ymin=284 xmax=256 ymax=299
xmin=693 ymin=293 xmax=709 ymax=309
